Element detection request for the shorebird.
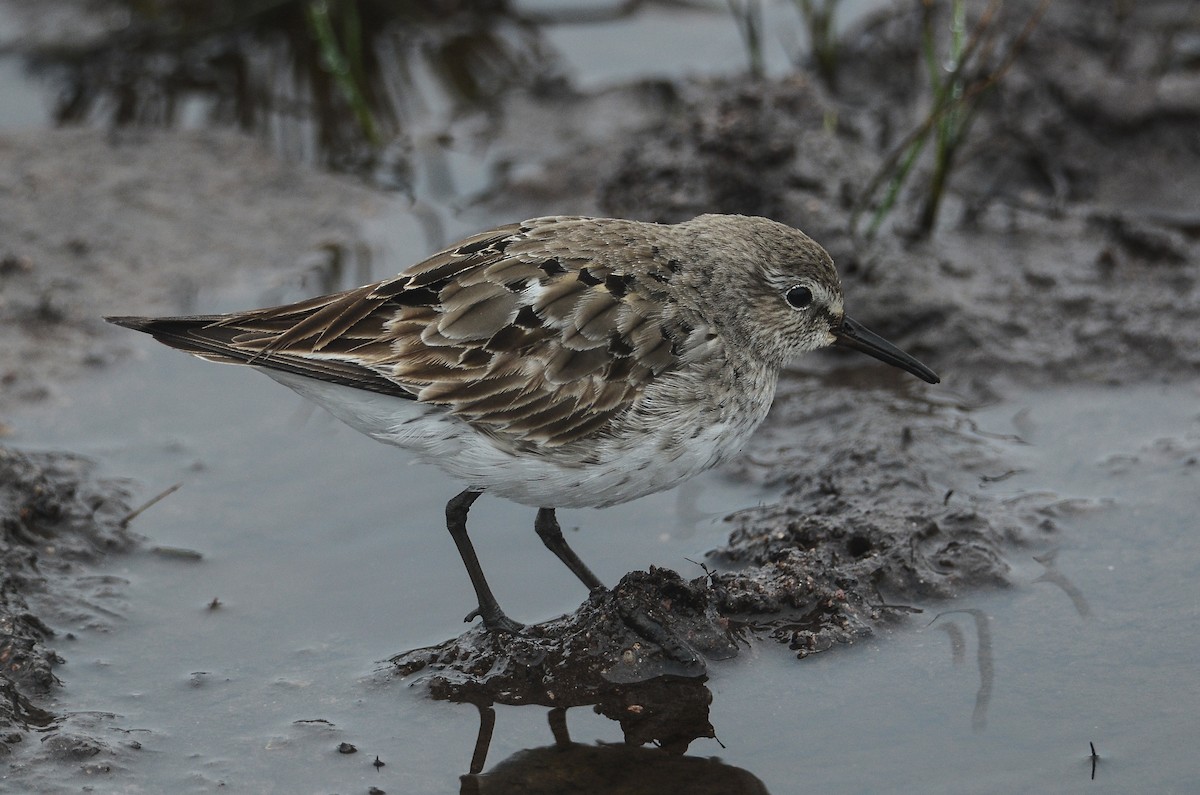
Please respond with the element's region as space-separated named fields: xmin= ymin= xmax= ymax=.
xmin=108 ymin=214 xmax=938 ymax=633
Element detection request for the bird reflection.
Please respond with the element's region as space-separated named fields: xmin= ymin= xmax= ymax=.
xmin=460 ymin=680 xmax=769 ymax=795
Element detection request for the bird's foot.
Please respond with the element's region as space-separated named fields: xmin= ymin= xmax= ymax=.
xmin=464 ymin=606 xmax=525 ymax=635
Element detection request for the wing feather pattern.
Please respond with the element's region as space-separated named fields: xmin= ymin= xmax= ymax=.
xmin=107 ymin=217 xmax=706 ymax=447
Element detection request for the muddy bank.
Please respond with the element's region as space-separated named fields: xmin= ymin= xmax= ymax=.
xmin=702 ymin=0 xmax=1197 ymax=657
xmin=0 ymin=447 xmax=134 ymax=757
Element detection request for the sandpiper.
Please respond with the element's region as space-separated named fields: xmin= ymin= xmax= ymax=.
xmin=108 ymin=214 xmax=938 ymax=633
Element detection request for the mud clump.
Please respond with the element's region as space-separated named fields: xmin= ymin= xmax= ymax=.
xmin=601 ymin=82 xmax=819 ymax=226
xmin=387 ymin=568 xmax=728 ymax=754
xmin=0 ymin=447 xmax=135 ymax=755
xmin=711 ymin=380 xmax=1061 ymax=657
xmin=391 ymin=568 xmax=733 ymax=701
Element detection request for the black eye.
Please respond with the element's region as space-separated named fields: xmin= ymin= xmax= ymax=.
xmin=785 ymin=285 xmax=813 ymax=309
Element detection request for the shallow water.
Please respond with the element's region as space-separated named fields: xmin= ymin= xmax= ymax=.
xmin=532 ymin=0 xmax=876 ymax=88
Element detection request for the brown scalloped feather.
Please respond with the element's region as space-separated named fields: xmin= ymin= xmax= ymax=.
xmin=115 ymin=217 xmax=707 ymax=447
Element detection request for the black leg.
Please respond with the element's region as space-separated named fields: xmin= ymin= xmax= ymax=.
xmin=534 ymin=508 xmax=605 ymax=591
xmin=445 ymin=489 xmax=523 ymax=634
xmin=547 ymin=707 xmax=572 ymax=749
xmin=468 ymin=704 xmax=496 ymax=776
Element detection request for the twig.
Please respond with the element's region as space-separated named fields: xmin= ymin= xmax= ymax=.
xmin=118 ymin=482 xmax=183 ymax=529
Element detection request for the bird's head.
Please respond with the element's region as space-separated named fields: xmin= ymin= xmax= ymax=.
xmin=681 ymin=214 xmax=939 ymax=384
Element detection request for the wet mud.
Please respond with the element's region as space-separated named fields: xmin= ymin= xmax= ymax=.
xmin=386 ymin=381 xmax=1076 ymax=701
xmin=0 ymin=0 xmax=1197 ymax=784
xmin=390 ymin=569 xmax=726 ymax=752
xmin=0 ymin=447 xmax=134 ymax=756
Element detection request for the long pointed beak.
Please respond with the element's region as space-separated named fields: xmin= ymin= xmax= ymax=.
xmin=834 ymin=316 xmax=940 ymax=384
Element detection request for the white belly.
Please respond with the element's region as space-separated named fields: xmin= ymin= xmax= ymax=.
xmin=260 ymin=368 xmax=770 ymax=509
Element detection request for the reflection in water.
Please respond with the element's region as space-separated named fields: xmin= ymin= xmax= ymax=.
xmin=461 ymin=680 xmax=769 ymax=794
xmin=936 ymin=619 xmax=967 ymax=664
xmin=1032 ymin=549 xmax=1091 ymax=618
xmin=19 ymin=0 xmax=555 ymax=180
xmin=931 ymin=609 xmax=994 ymax=731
